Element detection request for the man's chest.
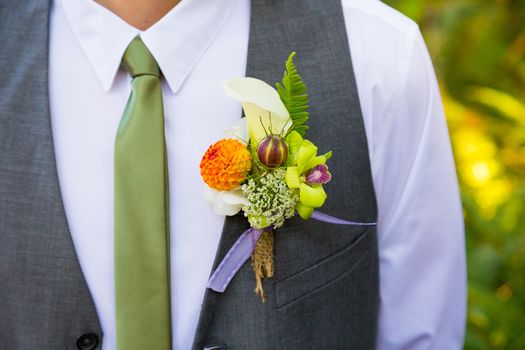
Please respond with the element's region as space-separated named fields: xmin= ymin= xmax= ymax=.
xmin=48 ymin=3 xmax=251 ymax=347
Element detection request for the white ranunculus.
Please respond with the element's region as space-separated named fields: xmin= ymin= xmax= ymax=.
xmin=223 ymin=77 xmax=291 ymax=144
xmin=203 ymin=186 xmax=250 ymax=216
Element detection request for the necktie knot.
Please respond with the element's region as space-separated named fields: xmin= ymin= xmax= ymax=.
xmin=122 ymin=36 xmax=160 ymax=78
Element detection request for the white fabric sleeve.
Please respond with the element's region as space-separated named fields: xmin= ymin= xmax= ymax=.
xmin=374 ymin=29 xmax=467 ymax=350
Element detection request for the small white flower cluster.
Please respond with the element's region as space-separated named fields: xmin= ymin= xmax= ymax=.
xmin=241 ymin=169 xmax=299 ymax=229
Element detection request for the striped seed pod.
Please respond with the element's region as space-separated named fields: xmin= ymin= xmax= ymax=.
xmin=257 ymin=135 xmax=288 ymax=168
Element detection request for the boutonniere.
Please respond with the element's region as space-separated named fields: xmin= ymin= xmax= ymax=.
xmin=200 ymin=53 xmax=375 ymax=301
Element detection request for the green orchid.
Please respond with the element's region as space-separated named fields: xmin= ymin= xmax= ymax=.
xmin=285 ymin=131 xmax=332 ymax=219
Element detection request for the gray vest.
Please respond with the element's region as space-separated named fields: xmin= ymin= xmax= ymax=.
xmin=0 ymin=0 xmax=379 ymax=349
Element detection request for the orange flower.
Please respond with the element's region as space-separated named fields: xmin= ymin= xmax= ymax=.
xmin=200 ymin=139 xmax=252 ymax=191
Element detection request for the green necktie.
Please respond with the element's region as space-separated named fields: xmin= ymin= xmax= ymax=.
xmin=114 ymin=36 xmax=171 ymax=350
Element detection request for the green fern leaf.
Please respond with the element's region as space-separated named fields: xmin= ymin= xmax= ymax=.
xmin=276 ymin=52 xmax=310 ymax=136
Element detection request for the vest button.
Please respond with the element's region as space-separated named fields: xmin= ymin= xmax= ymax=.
xmin=76 ymin=333 xmax=98 ymax=350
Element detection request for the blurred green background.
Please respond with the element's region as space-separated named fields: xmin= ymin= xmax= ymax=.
xmin=384 ymin=0 xmax=525 ymax=348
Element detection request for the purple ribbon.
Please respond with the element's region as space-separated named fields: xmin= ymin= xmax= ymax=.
xmin=207 ymin=211 xmax=376 ymax=293
xmin=310 ymin=210 xmax=376 ymax=226
xmin=207 ymin=228 xmax=264 ymax=292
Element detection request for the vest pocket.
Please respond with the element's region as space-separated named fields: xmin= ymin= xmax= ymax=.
xmin=274 ymin=227 xmax=372 ymax=309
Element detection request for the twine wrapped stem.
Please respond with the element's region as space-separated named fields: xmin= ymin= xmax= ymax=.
xmin=251 ymin=230 xmax=274 ymax=302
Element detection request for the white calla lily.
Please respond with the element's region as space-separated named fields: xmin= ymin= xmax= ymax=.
xmin=203 ymin=186 xmax=250 ymax=216
xmin=224 ymin=77 xmax=291 ymax=144
xmin=222 ymin=117 xmax=249 ymax=143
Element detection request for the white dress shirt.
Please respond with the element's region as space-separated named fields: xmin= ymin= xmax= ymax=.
xmin=48 ymin=0 xmax=466 ymax=349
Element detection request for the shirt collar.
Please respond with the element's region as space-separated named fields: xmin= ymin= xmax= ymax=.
xmin=59 ymin=0 xmax=237 ymax=93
